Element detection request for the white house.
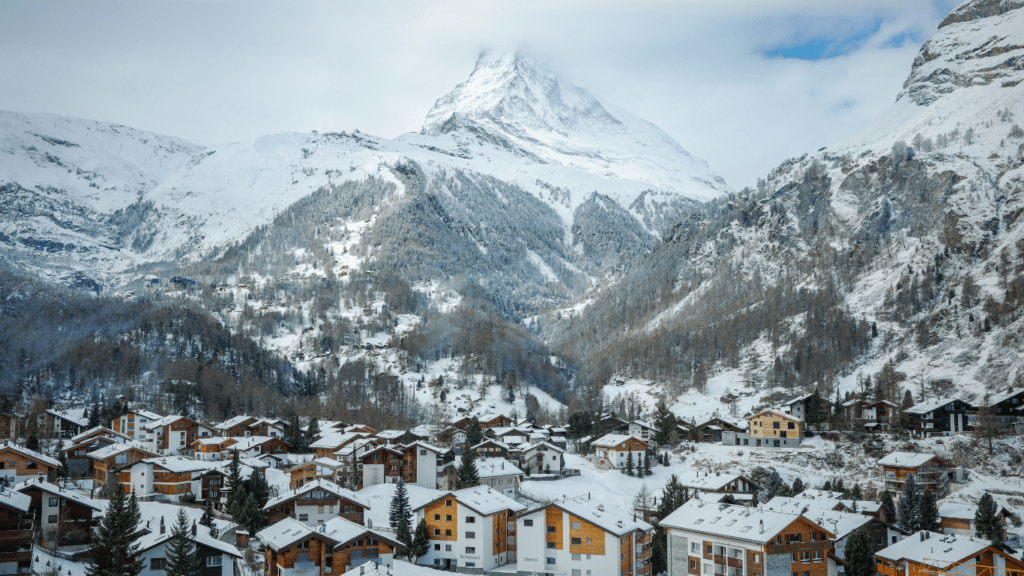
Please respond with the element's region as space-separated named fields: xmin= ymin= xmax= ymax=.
xmin=520 ymin=441 xmax=564 ymax=475
xmin=412 ymin=486 xmax=524 ymax=572
xmin=589 ymin=434 xmax=649 ymax=470
xmin=136 ymin=515 xmax=241 ymax=576
xmin=126 ymin=457 xmax=210 ymax=502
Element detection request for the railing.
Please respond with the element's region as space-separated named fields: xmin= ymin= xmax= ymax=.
xmin=0 ymin=530 xmax=34 ymax=542
xmin=294 ymin=561 xmax=317 ymax=571
xmin=0 ymin=551 xmax=32 ymax=563
xmin=636 ymin=549 xmax=652 ymax=561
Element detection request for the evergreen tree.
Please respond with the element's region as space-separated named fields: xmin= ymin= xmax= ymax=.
xmin=165 ymin=509 xmax=200 ymax=576
xmin=896 ymin=475 xmax=921 ymax=533
xmin=303 ymin=417 xmax=320 ymax=449
xmin=408 ymin=519 xmax=430 ymax=563
xmin=918 ymin=490 xmax=939 ymax=532
xmin=348 ymin=452 xmax=359 ymax=490
xmin=455 ymin=443 xmax=479 ymax=489
xmin=651 ymin=401 xmax=675 ymax=446
xmin=248 ymin=470 xmax=270 ymax=507
xmin=88 ymin=488 xmax=144 ymax=576
xmin=199 ymin=498 xmax=214 ymax=528
xmin=401 ymin=430 xmax=414 ymax=445
xmin=26 ymin=434 xmax=39 ymax=452
xmin=395 ymin=514 xmax=412 ymax=556
xmin=242 ymin=492 xmax=264 ymax=535
xmin=880 ymin=490 xmax=896 ymax=517
xmin=975 ymin=493 xmax=1005 ymax=550
xmin=88 ymin=402 xmax=101 ymax=428
xmin=390 ymin=479 xmax=411 ymax=530
xmin=226 ymin=451 xmax=246 ymax=520
xmin=850 ymin=483 xmax=863 ymax=500
xmin=844 ymin=527 xmax=875 ymax=576
xmin=465 ymin=418 xmax=483 ymax=447
xmin=791 ymin=478 xmax=806 ymax=494
xmin=625 ymin=451 xmax=634 ymax=476
xmin=822 ymin=480 xmax=832 ymax=491
xmin=643 ymin=452 xmax=652 ymax=477
xmin=56 ymin=440 xmax=69 ymax=480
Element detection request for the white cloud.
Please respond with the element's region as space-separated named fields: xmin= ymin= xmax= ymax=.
xmin=0 ymin=0 xmax=958 ymax=189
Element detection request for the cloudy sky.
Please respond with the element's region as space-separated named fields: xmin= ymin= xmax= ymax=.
xmin=0 ymin=0 xmax=961 ymax=188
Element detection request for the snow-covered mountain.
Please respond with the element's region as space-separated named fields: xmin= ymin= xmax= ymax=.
xmin=0 ymin=111 xmax=201 ymax=283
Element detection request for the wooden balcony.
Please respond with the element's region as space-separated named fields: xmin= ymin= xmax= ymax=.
xmin=765 ymin=541 xmax=831 ymax=554
xmin=0 ymin=530 xmax=33 ymax=543
xmin=636 ymin=548 xmax=652 ymax=561
xmin=0 ymin=550 xmax=32 ymax=563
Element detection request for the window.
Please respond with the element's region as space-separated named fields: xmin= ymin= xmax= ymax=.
xmin=547 ymin=526 xmax=556 ymax=533
xmin=524 ymin=519 xmax=534 ymax=527
xmin=813 ymin=551 xmax=823 ymax=561
xmin=299 ymin=540 xmax=310 ymax=550
xmin=434 ymin=560 xmax=440 ymax=567
xmin=151 ymin=559 xmax=166 ymax=570
xmin=691 ymin=543 xmax=700 ymax=552
xmin=445 ymin=530 xmax=452 ymax=537
xmin=445 ymin=499 xmax=452 ymax=507
xmin=571 ymin=538 xmax=581 ymax=545
xmin=434 ymin=529 xmax=441 ymax=536
xmin=344 ymin=506 xmax=357 ymax=514
xmin=466 ymin=563 xmax=475 ymax=568
xmin=48 ymin=515 xmax=57 ymax=523
xmin=752 ymin=554 xmax=759 ymax=564
xmin=297 ymin=552 xmax=310 ymax=563
xmin=573 ymin=570 xmax=582 ymax=576
xmin=572 ymin=554 xmax=581 ymax=561
xmin=299 ymin=514 xmax=309 ymax=521
xmin=787 ymin=422 xmax=795 ymax=430
xmin=49 ymin=498 xmax=58 ymax=506
xmin=547 ymin=558 xmax=556 ymax=565
xmin=26 ymin=461 xmax=37 ymax=469
xmin=434 ymin=544 xmax=440 ymax=551
xmin=571 ymin=522 xmax=581 ymax=529
xmin=548 ymin=543 xmax=556 ymax=549
xmin=206 ymin=556 xmax=223 ymax=567
xmin=466 ymin=547 xmax=476 ymax=554
xmin=773 ymin=422 xmax=780 ymax=429
xmin=466 ymin=516 xmax=476 ymax=523
xmin=445 ymin=545 xmax=452 ymax=552
xmin=466 ymin=532 xmax=475 ymax=539
xmin=434 ymin=514 xmax=440 ymax=521
xmin=445 ymin=515 xmax=452 ymax=522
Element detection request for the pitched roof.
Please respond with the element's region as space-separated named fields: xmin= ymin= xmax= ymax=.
xmin=310 ymin=432 xmax=367 ymax=449
xmin=748 ymin=409 xmax=802 ymax=422
xmin=136 ymin=518 xmax=241 ymax=558
xmin=415 ymin=486 xmax=525 ymax=517
xmin=0 ymin=443 xmax=62 ymax=468
xmin=216 ymin=415 xmax=256 ymax=430
xmin=141 ymin=456 xmax=211 ymax=474
xmin=904 ymin=397 xmax=968 ymax=415
xmin=521 ymin=441 xmax=565 ymax=454
xmin=524 ymin=496 xmax=651 ymax=536
xmin=13 ymin=478 xmax=105 ymax=511
xmin=470 ymin=458 xmax=523 ymax=479
xmin=87 ymin=441 xmax=154 ymax=461
xmin=263 ymin=479 xmax=369 ymax=511
xmin=46 ymin=409 xmax=88 ymax=427
xmin=321 ymin=515 xmax=405 ymax=549
xmin=877 ymin=452 xmax=943 ymax=468
xmin=661 ymin=500 xmax=828 ymax=544
xmin=129 ymin=409 xmax=164 ymax=421
xmin=591 ymin=434 xmax=645 ymax=448
xmin=69 ymin=426 xmax=129 ymax=445
xmin=672 ymin=471 xmax=758 ymax=491
xmin=782 ymin=393 xmax=815 ymax=406
xmin=340 ymin=560 xmax=439 ymax=576
xmin=762 ymin=499 xmax=870 ymax=539
xmin=257 ymin=517 xmax=321 ymax=550
xmin=876 ymin=531 xmax=989 ymax=566
xmin=402 ymin=440 xmax=447 ymax=454
xmin=0 ymin=484 xmax=32 ymax=513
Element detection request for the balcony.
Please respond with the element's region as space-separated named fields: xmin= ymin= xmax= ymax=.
xmin=636 ymin=549 xmax=652 ymax=561
xmin=0 ymin=551 xmax=32 ymax=563
xmin=0 ymin=531 xmax=33 ymax=543
xmin=294 ymin=562 xmax=317 ymax=572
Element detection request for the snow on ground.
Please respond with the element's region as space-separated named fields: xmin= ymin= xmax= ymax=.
xmin=359 ymin=483 xmax=444 ymax=532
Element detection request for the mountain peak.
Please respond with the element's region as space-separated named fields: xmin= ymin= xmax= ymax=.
xmin=419 ymin=51 xmax=730 ymax=199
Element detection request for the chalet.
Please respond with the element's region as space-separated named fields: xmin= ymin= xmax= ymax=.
xmin=905 ymin=398 xmax=975 ymax=437
xmin=215 ymin=415 xmax=285 ymax=438
xmin=0 ymin=487 xmax=34 ymax=575
xmin=598 ymin=414 xmax=629 ymax=435
xmin=374 ymin=430 xmax=406 ymax=443
xmin=139 ymin=415 xmax=213 ymax=456
xmin=470 ymin=439 xmax=510 ymax=460
xmin=0 ymin=443 xmax=61 ymax=484
xmin=136 ymin=515 xmax=241 ymax=576
xmin=514 ymin=495 xmax=653 ymax=576
xmin=589 ymin=434 xmax=649 ymax=470
xmin=440 ymin=457 xmax=523 ymax=496
xmin=519 ymin=441 xmax=564 ymax=475
xmin=780 ymin=392 xmax=823 ymax=422
xmin=412 ymin=486 xmax=524 ymax=572
xmin=111 ymin=409 xmax=164 ymax=442
xmin=878 ymin=452 xmax=962 ymax=496
xmin=691 ymin=417 xmax=743 ymax=443
xmin=862 ymin=400 xmax=898 ymax=432
xmin=488 ymin=427 xmax=532 ymax=447
xmin=334 ymin=438 xmax=380 ymax=486
xmin=344 ymin=424 xmax=377 ymax=435
xmin=985 ymin=387 xmax=1024 ymax=430
xmin=88 ymin=442 xmax=158 ymax=487
xmin=407 ymin=426 xmax=434 ymax=443
xmin=198 ymin=462 xmax=260 ymax=511
xmin=221 ymin=436 xmax=290 ymax=459
xmin=842 ymin=398 xmax=871 ymax=422
xmin=258 ymin=516 xmax=405 ymax=576
xmin=398 ymin=442 xmax=446 ymax=490
xmin=937 ymin=502 xmax=1011 ymax=539
xmin=0 ymin=412 xmax=17 ymax=442
xmin=661 ymin=500 xmax=837 ymax=576
xmin=875 ymin=531 xmax=1024 ymax=576
xmin=360 ymin=446 xmax=404 ymax=489
xmin=64 ymin=426 xmax=129 ymax=478
xmin=14 ymin=478 xmax=103 ymax=547
xmin=123 ymin=456 xmax=209 ymax=501
xmin=674 ymin=471 xmax=760 ymax=506
xmin=263 ymin=479 xmax=369 ymax=527
xmin=764 ymin=496 xmax=907 ymax=548
xmin=44 ymin=409 xmax=87 ymax=440
xmin=626 ymin=421 xmax=656 ymax=443
xmin=310 ymin=432 xmax=372 ymax=459
xmin=193 ymin=437 xmax=240 ymax=461
xmin=290 ymin=458 xmax=345 ymax=489
xmin=723 ymin=409 xmax=802 ymax=448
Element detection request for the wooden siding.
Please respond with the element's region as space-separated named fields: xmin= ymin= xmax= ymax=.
xmin=425 ymin=498 xmax=458 ymax=541
xmin=546 ymin=507 xmax=563 ymax=550
xmin=568 ymin=515 xmax=604 ymax=555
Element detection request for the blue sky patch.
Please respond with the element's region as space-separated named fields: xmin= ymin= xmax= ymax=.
xmin=764 ymin=18 xmax=883 ymax=60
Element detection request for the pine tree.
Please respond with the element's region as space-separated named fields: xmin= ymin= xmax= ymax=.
xmin=850 ymin=483 xmax=863 ymax=500
xmin=896 ymin=475 xmax=921 ymax=533
xmin=643 ymin=452 xmax=652 ymax=477
xmin=88 ymin=402 xmax=101 ymax=428
xmin=26 ymin=434 xmax=39 ymax=452
xmin=89 ymin=489 xmax=145 ymax=576
xmin=165 ymin=509 xmax=200 ymax=576
xmin=390 ymin=479 xmax=411 ymax=530
xmin=880 ymin=490 xmax=896 ymax=518
xmin=625 ymin=451 xmax=634 ymax=476
xmin=226 ymin=451 xmax=246 ymax=520
xmin=844 ymin=527 xmax=875 ymax=576
xmin=395 ymin=514 xmax=412 ymax=556
xmin=975 ymin=493 xmax=1005 ymax=550
xmin=249 ymin=470 xmax=270 ymax=507
xmin=791 ymin=478 xmax=806 ymax=494
xmin=303 ymin=417 xmax=320 ymax=449
xmin=465 ymin=418 xmax=483 ymax=447
xmin=348 ymin=451 xmax=360 ymax=490
xmin=199 ymin=498 xmax=214 ymax=528
xmin=242 ymin=492 xmax=264 ymax=535
xmin=408 ymin=518 xmax=430 ymax=563
xmin=651 ymin=401 xmax=675 ymax=446
xmin=455 ymin=443 xmax=479 ymax=489
xmin=918 ymin=490 xmax=939 ymax=532
xmin=56 ymin=440 xmax=69 ymax=480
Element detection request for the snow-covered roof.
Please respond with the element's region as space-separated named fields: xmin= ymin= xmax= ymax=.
xmin=224 ymin=436 xmax=279 ymax=451
xmin=141 ymin=414 xmax=195 ymax=431
xmin=535 ymin=496 xmax=651 ymax=536
xmin=842 ymin=398 xmax=869 ymax=407
xmin=47 ymin=408 xmax=87 ymax=427
xmin=904 ymin=397 xmax=966 ymax=415
xmin=263 ymin=479 xmax=369 ymax=511
xmin=13 ymin=478 xmax=105 ymax=511
xmin=375 ymin=430 xmax=405 ymax=440
xmin=472 ymin=439 xmax=510 ymax=450
xmin=359 ymin=483 xmax=444 ymax=530
xmin=311 ymin=457 xmax=344 ymax=468
xmin=402 ymin=440 xmax=447 ymax=455
xmin=32 ymin=545 xmax=88 ymax=576
xmin=310 ymin=432 xmax=367 ymax=449
xmin=877 ymin=451 xmax=942 ymax=468
xmin=987 ymin=388 xmax=1024 ymax=405
xmin=472 ymin=458 xmax=523 ymax=479
xmin=477 ymin=414 xmax=508 ymax=423
xmin=782 ymin=393 xmax=814 ymax=406
xmin=137 ymin=517 xmax=241 ymax=558
xmin=762 ymin=499 xmax=870 ymax=539
xmin=749 ymin=409 xmax=802 ymax=422
xmin=257 ymin=517 xmax=319 ymax=550
xmin=417 ymin=486 xmax=525 ymax=517
xmin=591 ymin=434 xmax=643 ymax=448
xmin=87 ymin=440 xmax=153 ymax=461
xmin=334 ymin=437 xmax=378 ymax=458
xmin=340 ymin=560 xmax=439 ymax=576
xmin=521 ymin=441 xmax=564 ymax=454
xmin=0 ymin=443 xmax=62 ymax=468
xmin=216 ymin=415 xmax=256 ymax=430
xmin=662 ymin=500 xmax=821 ymax=544
xmin=194 ymin=436 xmax=236 ymax=446
xmin=141 ymin=456 xmax=211 ymax=474
xmin=69 ymin=426 xmax=128 ymax=444
xmin=322 ymin=515 xmax=403 ymax=548
xmin=0 ymin=485 xmax=32 ymax=513
xmin=876 ymin=531 xmax=989 ymax=566
xmin=673 ymin=471 xmax=756 ymax=491
xmin=129 ymin=409 xmax=164 ymax=421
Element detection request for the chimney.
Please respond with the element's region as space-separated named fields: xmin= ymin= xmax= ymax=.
xmin=160 ymin=516 xmax=166 ymax=535
xmin=759 ymin=520 xmax=763 ymax=534
xmin=192 ymin=520 xmax=197 ymax=536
